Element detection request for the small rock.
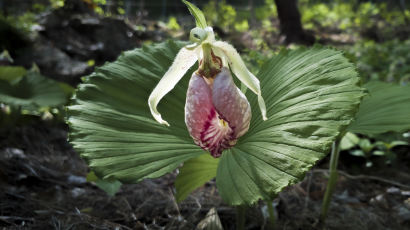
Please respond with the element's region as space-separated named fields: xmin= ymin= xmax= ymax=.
xmin=394 ymin=204 xmax=410 ymax=223
xmin=71 ymin=187 xmax=86 ymax=198
xmin=67 ymin=175 xmax=87 ymax=184
xmin=387 ymin=187 xmax=401 ymax=194
xmin=401 ymin=191 xmax=410 ymax=196
xmin=404 ymin=198 xmax=410 ymax=209
xmin=4 ymin=148 xmax=26 ymax=159
xmin=335 ymin=190 xmax=360 ymax=203
xmin=370 ymin=194 xmax=389 ymax=209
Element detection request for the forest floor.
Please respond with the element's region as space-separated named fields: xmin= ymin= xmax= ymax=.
xmin=1 ymin=1 xmax=410 ymax=228
xmin=0 ymin=121 xmax=409 ymax=230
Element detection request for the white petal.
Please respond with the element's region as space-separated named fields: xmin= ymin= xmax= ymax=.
xmin=148 ymin=47 xmax=198 ymax=126
xmin=212 ymin=41 xmax=267 ymax=120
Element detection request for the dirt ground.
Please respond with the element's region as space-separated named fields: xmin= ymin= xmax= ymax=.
xmin=0 ymin=121 xmax=409 ymax=230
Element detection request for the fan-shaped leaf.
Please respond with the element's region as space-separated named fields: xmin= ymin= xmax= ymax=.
xmin=68 ymin=42 xmax=364 ymax=206
xmin=347 ymin=81 xmax=410 ymax=134
xmin=67 ymin=41 xmax=204 ymax=182
xmin=0 ymin=71 xmax=67 ymax=108
xmin=216 ymin=48 xmax=365 ymax=205
xmin=175 ymin=154 xmax=219 ymax=202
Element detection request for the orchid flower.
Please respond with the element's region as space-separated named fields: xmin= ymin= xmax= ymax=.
xmin=148 ymin=26 xmax=267 ymax=157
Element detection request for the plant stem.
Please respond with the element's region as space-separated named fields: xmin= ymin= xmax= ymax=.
xmin=236 ymin=205 xmax=246 ymax=230
xmin=320 ymin=139 xmax=341 ymax=222
xmin=267 ymin=200 xmax=275 ymax=229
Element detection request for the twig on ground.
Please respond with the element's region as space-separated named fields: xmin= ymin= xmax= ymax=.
xmin=0 ymin=216 xmax=35 ymax=222
xmin=313 ymin=169 xmax=410 ymax=190
xmin=74 ymin=211 xmax=133 ymax=230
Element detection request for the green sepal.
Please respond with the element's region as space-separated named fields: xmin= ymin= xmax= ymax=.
xmin=182 ymin=0 xmax=207 ymax=29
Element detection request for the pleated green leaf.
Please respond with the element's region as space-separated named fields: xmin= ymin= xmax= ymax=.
xmin=0 ymin=71 xmax=67 ymax=108
xmin=67 ymin=40 xmax=204 ymax=183
xmin=68 ymin=42 xmax=364 ymax=206
xmin=347 ymin=81 xmax=410 ymax=134
xmin=175 ymin=154 xmax=219 ymax=202
xmin=216 ymin=48 xmax=365 ymax=205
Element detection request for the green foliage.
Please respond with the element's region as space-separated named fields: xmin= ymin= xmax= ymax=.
xmin=299 ymin=0 xmax=409 ymax=32
xmin=201 ymin=0 xmax=277 ymax=35
xmin=255 ymin=0 xmax=277 ymax=21
xmin=241 ymin=49 xmax=274 ymax=74
xmin=216 ymin=47 xmax=364 ymax=205
xmin=341 ymin=81 xmax=410 ymax=167
xmin=117 ymin=7 xmax=125 ymax=15
xmin=92 ymin=0 xmax=106 ymax=4
xmin=166 ymin=16 xmax=181 ymax=31
xmin=10 ymin=13 xmax=38 ymax=34
xmin=0 ymin=70 xmax=68 ymax=110
xmin=0 ymin=66 xmax=27 ymax=83
xmin=0 ymin=65 xmax=71 ymax=126
xmin=344 ymin=39 xmax=410 ymax=83
xmin=0 ymin=50 xmax=13 ymax=63
xmin=87 ymin=171 xmax=122 ymax=196
xmin=203 ymin=0 xmax=237 ymax=31
xmin=340 ymin=132 xmax=360 ymax=150
xmin=234 ymin=20 xmax=249 ymax=33
xmin=175 ymin=154 xmax=219 ymax=202
xmin=0 ymin=13 xmax=37 ymax=43
xmin=88 ymin=0 xmax=107 ymax=15
xmin=68 ymin=40 xmax=205 ymax=183
xmin=301 ymin=2 xmax=335 ymax=30
xmin=49 ymin=0 xmax=65 ymax=8
xmin=200 ymin=0 xmax=277 ymax=34
xmin=68 ymin=40 xmax=364 ymax=206
xmin=348 ymin=81 xmax=410 ymax=135
xmin=340 ymin=133 xmax=408 ymax=166
xmin=47 ymin=0 xmax=107 ymax=14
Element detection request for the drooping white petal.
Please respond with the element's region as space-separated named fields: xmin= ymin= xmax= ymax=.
xmin=212 ymin=41 xmax=267 ymax=120
xmin=148 ymin=47 xmax=198 ymax=126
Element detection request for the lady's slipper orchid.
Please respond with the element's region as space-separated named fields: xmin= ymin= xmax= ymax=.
xmin=148 ymin=26 xmax=267 ymax=157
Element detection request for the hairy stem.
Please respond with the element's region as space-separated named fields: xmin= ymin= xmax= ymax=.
xmin=267 ymin=200 xmax=276 ymax=229
xmin=320 ymin=139 xmax=341 ymax=222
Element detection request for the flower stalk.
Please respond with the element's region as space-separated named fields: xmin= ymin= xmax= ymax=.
xmin=267 ymin=200 xmax=276 ymax=229
xmin=236 ymin=206 xmax=246 ymax=230
xmin=320 ymin=139 xmax=341 ymax=222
